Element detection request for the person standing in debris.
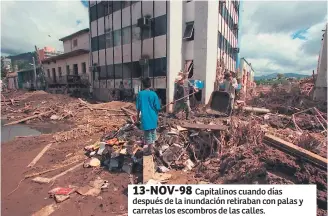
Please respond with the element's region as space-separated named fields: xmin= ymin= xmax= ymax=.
xmin=172 ymin=71 xmax=193 ymax=120
xmin=136 ymin=77 xmax=161 ymax=155
xmin=119 ymin=81 xmax=125 ymax=101
xmin=235 ymin=78 xmax=242 ymax=100
xmin=220 ymin=72 xmax=238 ymax=115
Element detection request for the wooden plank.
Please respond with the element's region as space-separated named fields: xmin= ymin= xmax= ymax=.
xmin=121 ymin=107 xmax=137 ymax=116
xmin=240 ymin=106 xmax=271 ymax=114
xmin=263 ymin=134 xmax=327 ymax=169
xmin=181 ymin=122 xmax=228 ymax=131
xmin=27 ymin=143 xmax=53 ymax=167
xmin=143 ymin=155 xmax=155 ymax=184
xmin=4 ymin=111 xmax=53 ymax=126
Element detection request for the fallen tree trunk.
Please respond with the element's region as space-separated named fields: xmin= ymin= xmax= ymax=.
xmin=263 ymin=134 xmax=327 ymax=170
xmin=4 ymin=110 xmax=53 ymax=126
xmin=239 ymin=106 xmax=271 ymax=114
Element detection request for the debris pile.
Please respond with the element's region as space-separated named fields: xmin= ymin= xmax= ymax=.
xmin=83 ymin=122 xmax=144 ymax=183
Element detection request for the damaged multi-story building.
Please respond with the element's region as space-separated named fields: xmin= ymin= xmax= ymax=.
xmin=88 ymin=0 xmax=240 ymax=108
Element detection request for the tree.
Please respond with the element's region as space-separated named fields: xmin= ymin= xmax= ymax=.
xmin=277 ymin=73 xmax=284 ymax=80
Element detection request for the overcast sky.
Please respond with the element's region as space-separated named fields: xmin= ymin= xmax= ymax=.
xmin=1 ymin=1 xmax=327 ymax=76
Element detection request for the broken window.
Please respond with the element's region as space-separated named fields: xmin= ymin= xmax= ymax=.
xmin=183 ymin=22 xmax=194 ymax=40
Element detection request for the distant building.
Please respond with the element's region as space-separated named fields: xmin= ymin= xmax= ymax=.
xmin=239 ymin=57 xmax=255 ymax=93
xmin=42 ymin=28 xmax=90 ymax=90
xmin=37 ymin=46 xmax=63 ymax=62
xmin=313 ymin=23 xmax=327 ymax=101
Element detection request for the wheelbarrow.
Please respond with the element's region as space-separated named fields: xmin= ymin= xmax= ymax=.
xmin=206 ymin=91 xmax=232 ymax=116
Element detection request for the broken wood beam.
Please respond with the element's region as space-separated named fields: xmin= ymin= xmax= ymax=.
xmin=263 ymin=134 xmax=327 ymax=170
xmin=32 ymin=162 xmax=84 ymax=184
xmin=181 ymin=122 xmax=228 ymax=131
xmin=27 ymin=143 xmax=53 ymax=167
xmin=121 ymin=107 xmax=137 ymax=116
xmin=239 ymin=106 xmax=271 ymax=114
xmin=4 ymin=110 xmax=53 ymax=126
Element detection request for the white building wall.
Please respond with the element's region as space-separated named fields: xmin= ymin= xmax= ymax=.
xmin=43 ymin=54 xmax=90 ymax=79
xmin=167 ymin=0 xmax=183 ymax=111
xmin=63 ymin=32 xmax=90 ymax=53
xmin=89 ymin=0 xmax=239 ymax=105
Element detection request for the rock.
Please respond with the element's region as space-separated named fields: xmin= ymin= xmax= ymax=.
xmin=50 ymin=115 xmax=59 ymax=120
xmin=109 ymin=158 xmax=119 ymax=170
xmin=54 ymin=194 xmax=70 ymax=203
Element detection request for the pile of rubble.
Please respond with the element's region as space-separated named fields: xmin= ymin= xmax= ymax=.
xmin=83 ymin=122 xmax=144 ymax=183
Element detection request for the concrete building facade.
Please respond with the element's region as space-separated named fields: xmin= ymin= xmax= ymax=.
xmin=313 ymin=24 xmax=327 ymax=102
xmin=239 ymin=57 xmax=255 ymax=94
xmin=89 ymin=0 xmax=240 ymax=106
xmin=42 ymin=29 xmax=91 ymax=90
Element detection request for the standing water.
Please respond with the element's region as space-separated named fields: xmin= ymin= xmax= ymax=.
xmin=1 ymin=119 xmax=41 ymax=143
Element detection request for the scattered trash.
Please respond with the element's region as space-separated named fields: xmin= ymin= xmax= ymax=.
xmin=54 ymin=194 xmax=70 ymax=203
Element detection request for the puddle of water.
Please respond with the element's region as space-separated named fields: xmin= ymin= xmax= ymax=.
xmin=1 ymin=120 xmax=41 ymax=143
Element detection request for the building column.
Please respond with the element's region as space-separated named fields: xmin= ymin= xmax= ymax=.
xmin=313 ymin=24 xmax=327 ymax=101
xmin=166 ymin=0 xmax=183 ymax=112
xmin=193 ymin=0 xmax=219 ymax=104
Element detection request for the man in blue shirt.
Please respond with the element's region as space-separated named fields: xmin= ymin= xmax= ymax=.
xmin=136 ymin=77 xmax=161 ymax=155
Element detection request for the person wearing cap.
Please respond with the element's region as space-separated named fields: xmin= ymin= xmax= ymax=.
xmin=171 ymin=71 xmax=192 ymax=120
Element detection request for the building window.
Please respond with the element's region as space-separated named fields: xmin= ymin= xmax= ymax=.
xmin=97 ymin=2 xmax=105 ymax=19
xmin=91 ymin=37 xmax=98 ymax=51
xmin=154 ymin=57 xmax=167 ymax=77
xmin=107 ymin=65 xmax=114 ymax=79
xmin=113 ymin=30 xmax=121 ymax=47
xmin=52 ymin=68 xmax=56 ymax=82
xmin=73 ymin=39 xmax=78 ymax=47
xmin=47 ymin=69 xmax=50 ymax=78
xmin=142 ymin=28 xmax=152 ymax=40
xmin=99 ymin=34 xmax=106 ymax=50
xmin=131 ymin=62 xmax=142 ymax=78
xmin=58 ymin=67 xmax=62 ymax=77
xmin=90 ymin=4 xmax=97 ymax=22
xmin=122 ymin=27 xmax=131 ymax=45
xmin=114 ymin=64 xmax=122 ymax=79
xmin=82 ymin=62 xmax=86 ymax=74
xmin=183 ymin=22 xmax=194 ymax=40
xmin=99 ymin=65 xmax=107 ymax=79
xmin=106 ymin=32 xmax=113 ymax=48
xmin=66 ymin=65 xmax=70 ymax=75
xmin=132 ymin=25 xmax=141 ymax=42
xmin=112 ymin=1 xmax=121 ymax=13
xmin=153 ymin=15 xmax=167 ymax=37
xmin=73 ymin=64 xmax=78 ymax=75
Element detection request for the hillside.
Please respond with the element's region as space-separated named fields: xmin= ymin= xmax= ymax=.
xmin=254 ymin=73 xmax=310 ymax=81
